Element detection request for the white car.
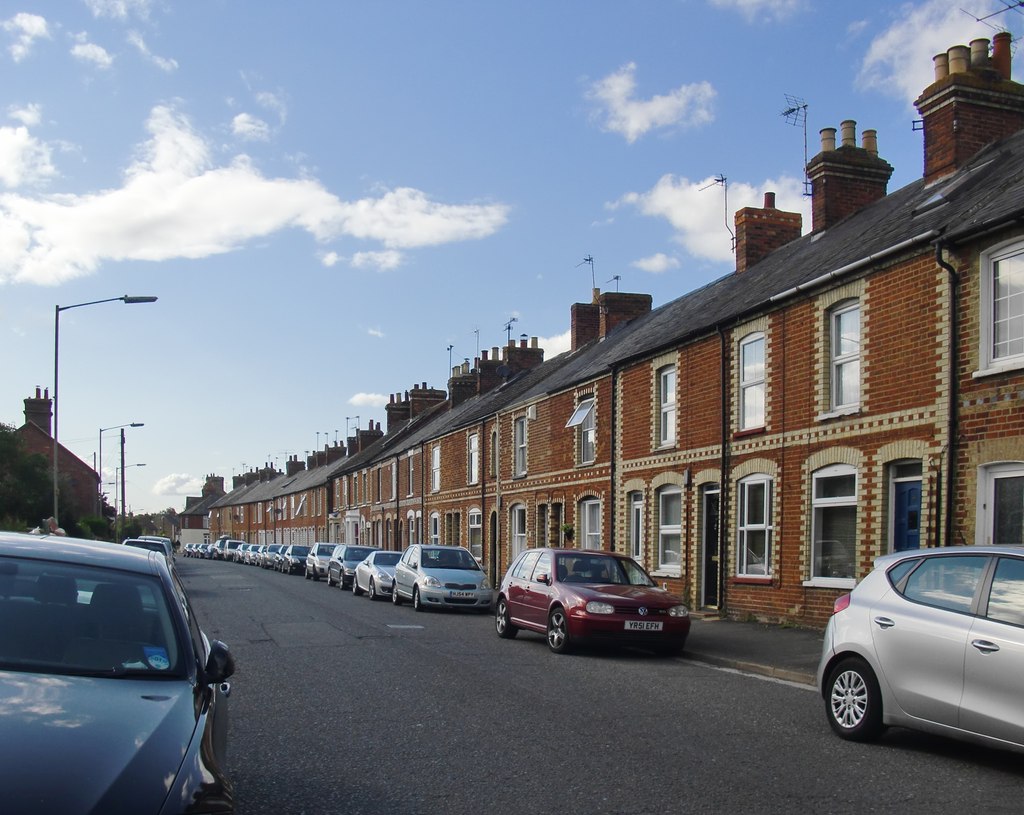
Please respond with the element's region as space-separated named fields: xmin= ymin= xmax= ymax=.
xmin=392 ymin=545 xmax=492 ymax=612
xmin=304 ymin=542 xmax=336 ymax=581
xmin=352 ymin=550 xmax=401 ymax=600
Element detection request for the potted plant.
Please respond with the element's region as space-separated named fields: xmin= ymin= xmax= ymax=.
xmin=560 ymin=523 xmax=574 ymax=542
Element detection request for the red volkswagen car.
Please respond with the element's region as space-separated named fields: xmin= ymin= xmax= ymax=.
xmin=495 ymin=548 xmax=690 ymax=655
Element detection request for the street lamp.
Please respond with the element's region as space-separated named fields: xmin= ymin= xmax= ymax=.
xmin=53 ymin=295 xmax=157 ymax=524
xmin=115 ymin=462 xmax=147 ymax=542
xmin=98 ymin=422 xmax=144 ymax=513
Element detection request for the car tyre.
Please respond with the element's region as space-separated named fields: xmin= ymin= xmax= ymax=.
xmin=495 ymin=598 xmax=518 ymax=639
xmin=352 ymin=576 xmax=363 ymax=596
xmin=825 ymin=657 xmax=885 ymax=742
xmin=547 ymin=607 xmax=572 ymax=654
xmin=304 ymin=567 xmax=312 ymax=580
xmin=368 ymin=578 xmax=377 ymax=600
xmin=392 ymin=583 xmax=403 ymax=605
xmin=326 ymin=570 xmax=336 ymax=587
xmin=413 ymin=586 xmax=425 ymax=612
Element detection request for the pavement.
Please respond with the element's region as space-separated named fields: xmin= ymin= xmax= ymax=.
xmin=682 ymin=615 xmax=824 ymax=687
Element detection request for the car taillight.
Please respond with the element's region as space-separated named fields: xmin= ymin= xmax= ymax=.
xmin=832 ymin=593 xmax=851 ymax=615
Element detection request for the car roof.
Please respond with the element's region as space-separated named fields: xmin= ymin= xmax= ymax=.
xmin=875 ymin=544 xmax=1024 ymax=567
xmin=0 ymin=531 xmax=161 ymax=575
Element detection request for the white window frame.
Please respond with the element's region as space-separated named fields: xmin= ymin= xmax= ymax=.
xmin=580 ymin=498 xmax=601 ymax=550
xmin=407 ymin=453 xmax=415 ymax=497
xmin=658 ymin=366 xmax=676 ymax=446
xmin=978 ymin=240 xmax=1024 ymax=375
xmin=737 ymin=475 xmax=772 ymax=577
xmin=739 ymin=333 xmax=766 ymax=430
xmin=976 ymin=462 xmax=1024 ymax=546
xmin=629 ymin=491 xmax=644 ymax=562
xmin=469 ymin=510 xmax=483 ymax=559
xmin=566 ymin=398 xmax=596 ymax=464
xmin=809 ymin=464 xmax=857 ymax=587
xmin=467 ymin=433 xmax=479 ymax=485
xmin=429 ymin=512 xmax=440 ymax=546
xmin=511 ymin=504 xmax=527 ymax=557
xmin=431 ymin=445 xmax=441 ymax=493
xmin=513 ymin=416 xmax=528 ymax=477
xmin=830 ymin=302 xmax=861 ymax=411
xmin=657 ymin=486 xmax=682 ymax=574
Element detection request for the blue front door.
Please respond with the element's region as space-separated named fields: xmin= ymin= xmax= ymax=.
xmin=893 ymin=480 xmax=922 ymax=551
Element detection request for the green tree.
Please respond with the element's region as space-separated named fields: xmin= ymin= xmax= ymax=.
xmin=0 ymin=423 xmax=52 ymax=532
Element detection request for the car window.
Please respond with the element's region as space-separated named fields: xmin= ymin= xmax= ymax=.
xmin=887 ymin=558 xmax=921 ymax=588
xmin=345 ymin=547 xmax=375 ymax=561
xmin=533 ymin=552 xmax=552 ymax=581
xmin=373 ymin=552 xmax=401 ymax=566
xmin=512 ymin=551 xmax=541 ymax=580
xmin=0 ymin=556 xmax=184 ymax=678
xmin=985 ymin=557 xmax=1024 ymax=627
xmin=900 ymin=555 xmax=988 ymax=613
xmin=292 ymin=546 xmax=310 ymax=557
xmin=421 ymin=548 xmax=479 ymax=570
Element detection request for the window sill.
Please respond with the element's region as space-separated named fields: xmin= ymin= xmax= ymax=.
xmin=733 ymin=427 xmax=765 ymax=440
xmin=973 ymin=360 xmax=1024 ymax=379
xmin=651 ymin=569 xmax=681 ymax=579
xmin=816 ymin=407 xmax=861 ymax=422
xmin=731 ymin=576 xmax=772 ymax=585
xmin=802 ymin=577 xmax=856 ymax=590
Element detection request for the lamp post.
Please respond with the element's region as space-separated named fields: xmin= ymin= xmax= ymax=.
xmin=98 ymin=422 xmax=144 ymax=513
xmin=115 ymin=462 xmax=146 ymax=542
xmin=53 ymin=295 xmax=157 ymax=524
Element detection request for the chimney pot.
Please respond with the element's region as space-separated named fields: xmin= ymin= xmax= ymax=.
xmin=993 ymin=31 xmax=1012 ymax=80
xmin=948 ymin=44 xmax=970 ymax=74
xmin=763 ymin=191 xmax=776 ymax=208
xmin=933 ymin=52 xmax=949 ymax=81
xmin=820 ymin=127 xmax=837 ymax=152
xmin=840 ymin=120 xmax=856 ymax=147
xmin=970 ymin=38 xmax=990 ymax=69
xmin=861 ymin=129 xmax=878 ymax=156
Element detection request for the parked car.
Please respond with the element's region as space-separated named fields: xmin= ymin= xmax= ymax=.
xmin=249 ymin=544 xmax=267 ymax=565
xmin=304 ymin=542 xmax=336 ymax=581
xmin=279 ymin=545 xmax=309 ymax=575
xmin=0 ymin=530 xmax=236 ymax=812
xmin=352 ymin=550 xmax=401 ymax=599
xmin=213 ymin=538 xmax=244 ymax=561
xmin=137 ymin=535 xmax=174 ymax=556
xmin=122 ymin=537 xmax=175 ymax=569
xmin=326 ymin=544 xmax=379 ymax=589
xmin=817 ymin=545 xmax=1024 ymax=752
xmin=392 ymin=544 xmax=492 ymax=612
xmin=262 ymin=544 xmax=285 ymax=569
xmin=495 ymin=548 xmax=690 ymax=655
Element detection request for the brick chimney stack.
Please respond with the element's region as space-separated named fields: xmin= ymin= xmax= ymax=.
xmin=477 ymin=348 xmax=505 ymax=395
xmin=571 ymin=289 xmax=601 ymax=351
xmin=503 ymin=336 xmax=545 ymax=376
xmin=734 ymin=192 xmax=803 ymax=272
xmin=806 ymin=120 xmax=894 ymax=231
xmin=385 ymin=392 xmax=411 ymax=432
xmin=915 ymin=34 xmax=1024 ymax=184
xmin=202 ymin=474 xmax=225 ymax=498
xmin=286 ymin=455 xmax=305 ymax=476
xmin=24 ymin=386 xmax=53 ymax=436
xmin=448 ymin=361 xmax=477 ymax=407
xmin=599 ymin=292 xmax=652 ymax=336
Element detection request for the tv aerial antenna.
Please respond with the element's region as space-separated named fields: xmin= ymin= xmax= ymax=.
xmin=960 ymin=2 xmax=1023 ymax=29
xmin=576 ymin=254 xmax=596 ymax=288
xmin=699 ymin=174 xmax=735 ymax=251
xmin=605 ymin=274 xmax=621 ymax=292
xmin=781 ymin=94 xmax=811 ymax=196
xmin=504 ymin=316 xmax=518 ymax=344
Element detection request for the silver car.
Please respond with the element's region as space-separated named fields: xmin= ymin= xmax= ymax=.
xmin=818 ymin=545 xmax=1024 ymax=752
xmin=352 ymin=550 xmax=401 ymax=600
xmin=304 ymin=542 xmax=336 ymax=581
xmin=392 ymin=544 xmax=492 ymax=612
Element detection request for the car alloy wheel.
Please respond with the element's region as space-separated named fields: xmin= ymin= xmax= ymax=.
xmin=495 ymin=598 xmax=518 ymax=639
xmin=368 ymin=579 xmax=376 ymax=600
xmin=305 ymin=567 xmax=312 ymax=580
xmin=352 ymin=576 xmax=362 ymax=596
xmin=547 ymin=607 xmax=572 ymax=654
xmin=326 ymin=571 xmax=335 ymax=587
xmin=826 ymin=657 xmax=884 ymax=741
xmin=392 ymin=583 xmax=403 ymax=605
xmin=413 ymin=586 xmax=424 ymax=612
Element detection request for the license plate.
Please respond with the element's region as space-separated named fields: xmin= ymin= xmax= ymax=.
xmin=448 ymin=591 xmax=475 ymax=599
xmin=624 ymin=620 xmax=663 ymax=631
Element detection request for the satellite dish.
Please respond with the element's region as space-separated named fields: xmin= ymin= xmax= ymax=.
xmin=496 ymin=365 xmax=512 ymax=379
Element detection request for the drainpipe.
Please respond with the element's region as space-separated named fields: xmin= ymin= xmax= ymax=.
xmin=935 ymin=241 xmax=959 ymax=549
xmin=394 ymin=453 xmax=401 ymax=552
xmin=718 ymin=326 xmax=731 ymax=613
xmin=610 ymin=369 xmax=618 ymax=554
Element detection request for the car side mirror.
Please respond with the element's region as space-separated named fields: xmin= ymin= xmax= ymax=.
xmin=535 ymin=573 xmax=551 ymax=585
xmin=205 ymin=640 xmax=235 ymax=684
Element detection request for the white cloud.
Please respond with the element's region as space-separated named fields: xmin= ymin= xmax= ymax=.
xmin=538 ymin=329 xmax=571 ymax=357
xmin=367 ymin=327 xmax=385 ymax=338
xmin=587 ymin=62 xmax=715 ymax=143
xmin=0 ymin=125 xmax=56 ymax=188
xmin=256 ymin=90 xmax=287 ymax=124
xmin=71 ymin=34 xmax=114 ymax=69
xmin=127 ymin=30 xmax=178 ymax=72
xmin=857 ymin=0 xmax=1009 ymax=107
xmin=351 ymin=249 xmax=403 ymax=271
xmin=8 ymin=103 xmax=42 ymax=127
xmin=616 ymin=174 xmax=809 ymax=264
xmin=349 ymin=392 xmax=389 ymax=408
xmin=632 ymin=253 xmax=680 ymax=274
xmin=232 ymin=112 xmax=270 ymax=141
xmin=708 ymin=0 xmax=805 ymax=22
xmin=3 ymin=13 xmax=50 ymax=62
xmin=86 ymin=0 xmax=153 ymax=21
xmin=0 ymin=104 xmax=510 ymax=285
xmin=320 ymin=251 xmax=340 ymax=267
xmin=152 ymin=472 xmax=203 ymax=496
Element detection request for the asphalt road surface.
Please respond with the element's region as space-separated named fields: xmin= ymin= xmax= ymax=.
xmin=179 ymin=558 xmax=1024 ymax=815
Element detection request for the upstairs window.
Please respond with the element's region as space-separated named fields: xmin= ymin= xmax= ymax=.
xmin=467 ymin=433 xmax=480 ymax=484
xmin=739 ymin=334 xmax=765 ymax=430
xmin=513 ymin=417 xmax=528 ymax=476
xmin=830 ymin=302 xmax=861 ymax=411
xmin=658 ymin=366 xmax=676 ymax=446
xmin=981 ymin=241 xmax=1024 ymax=372
xmin=566 ymin=398 xmax=596 ymax=464
xmin=430 ymin=445 xmax=441 ymax=493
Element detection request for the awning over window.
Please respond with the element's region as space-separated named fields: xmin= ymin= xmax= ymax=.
xmin=565 ymin=399 xmax=594 ymax=428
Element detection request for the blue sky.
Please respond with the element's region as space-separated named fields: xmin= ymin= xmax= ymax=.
xmin=2 ymin=0 xmax=1022 ymax=515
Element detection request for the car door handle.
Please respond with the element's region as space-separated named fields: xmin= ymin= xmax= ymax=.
xmin=971 ymin=639 xmax=1000 ymax=654
xmin=873 ymin=616 xmax=895 ymax=629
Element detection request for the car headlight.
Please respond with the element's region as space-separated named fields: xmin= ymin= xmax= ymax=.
xmin=586 ymin=601 xmax=615 ymax=614
xmin=668 ymin=605 xmax=689 ymax=618
xmin=423 ymin=575 xmax=442 ymax=588
xmin=479 ymin=578 xmax=491 ymax=591
xmin=375 ymin=570 xmax=390 ymax=582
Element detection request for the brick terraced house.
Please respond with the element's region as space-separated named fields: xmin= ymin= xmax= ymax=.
xmin=207 ymin=35 xmax=1024 ymax=627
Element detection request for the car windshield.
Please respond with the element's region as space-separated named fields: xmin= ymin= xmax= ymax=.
xmin=421 ymin=548 xmax=480 ymax=570
xmin=373 ymin=552 xmax=401 ymax=566
xmin=125 ymin=540 xmax=167 ymax=556
xmin=0 ymin=556 xmax=185 ymax=678
xmin=291 ymin=546 xmax=310 ymax=557
xmin=344 ymin=547 xmax=375 ymax=562
xmin=555 ymin=554 xmax=655 ymax=586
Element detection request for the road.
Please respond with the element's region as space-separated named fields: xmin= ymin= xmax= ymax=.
xmin=178 ymin=558 xmax=1024 ymax=815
